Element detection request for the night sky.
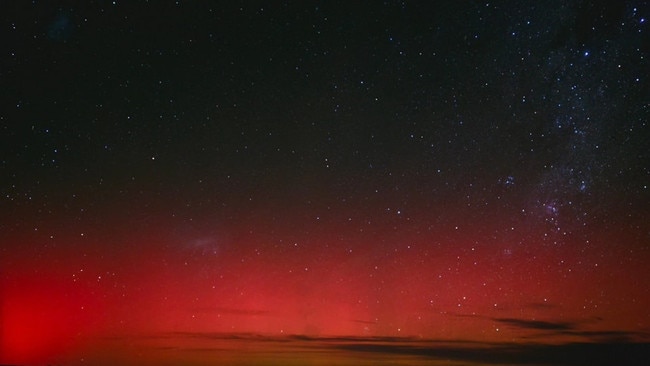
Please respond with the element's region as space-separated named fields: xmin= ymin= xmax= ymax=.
xmin=1 ymin=1 xmax=649 ymax=365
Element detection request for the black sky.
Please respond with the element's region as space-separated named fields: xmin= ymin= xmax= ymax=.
xmin=3 ymin=2 xmax=647 ymax=220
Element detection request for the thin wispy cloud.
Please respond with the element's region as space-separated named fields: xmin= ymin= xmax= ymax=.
xmin=526 ymin=301 xmax=560 ymax=310
xmin=191 ymin=306 xmax=272 ymax=316
xmin=350 ymin=319 xmax=378 ymax=325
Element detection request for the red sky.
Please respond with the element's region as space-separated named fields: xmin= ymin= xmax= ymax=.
xmin=2 ymin=205 xmax=649 ymax=364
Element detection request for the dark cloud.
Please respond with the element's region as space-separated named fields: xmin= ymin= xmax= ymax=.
xmin=450 ymin=313 xmax=577 ymax=331
xmin=527 ymin=330 xmax=650 ymax=343
xmin=450 ymin=314 xmax=649 ymax=344
xmin=332 ymin=341 xmax=650 ymax=366
xmin=141 ymin=332 xmax=650 ymax=365
xmin=569 ymin=330 xmax=650 ymax=343
xmin=494 ymin=317 xmax=576 ymax=331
